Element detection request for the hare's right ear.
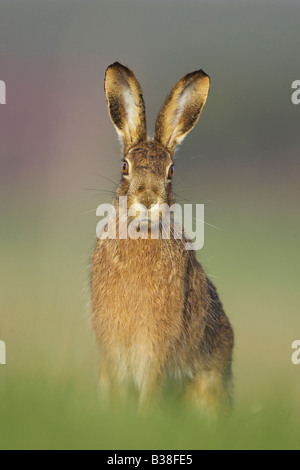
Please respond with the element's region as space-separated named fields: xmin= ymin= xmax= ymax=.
xmin=105 ymin=63 xmax=147 ymax=153
xmin=154 ymin=70 xmax=210 ymax=155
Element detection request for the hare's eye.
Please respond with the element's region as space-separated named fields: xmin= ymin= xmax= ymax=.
xmin=122 ymin=161 xmax=129 ymax=176
xmin=168 ymin=165 xmax=175 ymax=180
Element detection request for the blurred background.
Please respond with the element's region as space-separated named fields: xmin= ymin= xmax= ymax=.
xmin=0 ymin=0 xmax=299 ymax=449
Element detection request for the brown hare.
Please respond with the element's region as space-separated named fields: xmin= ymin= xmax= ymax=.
xmin=91 ymin=62 xmax=234 ymax=416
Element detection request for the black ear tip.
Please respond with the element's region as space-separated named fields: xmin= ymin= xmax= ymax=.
xmin=186 ymin=69 xmax=211 ymax=82
xmin=200 ymin=69 xmax=211 ymax=81
xmin=106 ymin=62 xmax=131 ymax=74
xmin=111 ymin=61 xmax=123 ymax=68
xmin=106 ymin=62 xmax=121 ymax=73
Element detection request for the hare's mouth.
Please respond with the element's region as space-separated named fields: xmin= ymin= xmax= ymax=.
xmin=124 ymin=202 xmax=172 ymax=234
xmin=133 ymin=215 xmax=161 ymax=230
xmin=138 ymin=217 xmax=151 ymax=224
xmin=128 ymin=203 xmax=161 ymax=221
xmin=128 ymin=211 xmax=162 ymax=234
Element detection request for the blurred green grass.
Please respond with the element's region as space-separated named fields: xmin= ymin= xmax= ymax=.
xmin=0 ymin=375 xmax=300 ymax=450
xmin=1 ymin=0 xmax=300 ymax=450
xmin=1 ymin=189 xmax=300 ymax=450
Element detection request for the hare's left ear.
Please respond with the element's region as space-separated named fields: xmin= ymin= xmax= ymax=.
xmin=154 ymin=70 xmax=210 ymax=155
xmin=105 ymin=63 xmax=147 ymax=154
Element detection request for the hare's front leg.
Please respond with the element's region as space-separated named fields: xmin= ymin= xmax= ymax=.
xmin=138 ymin=370 xmax=164 ymax=414
xmin=98 ymin=359 xmax=128 ymax=409
xmin=185 ymin=370 xmax=232 ymax=418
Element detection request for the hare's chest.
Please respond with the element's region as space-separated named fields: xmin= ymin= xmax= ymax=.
xmin=92 ymin=238 xmax=186 ymax=350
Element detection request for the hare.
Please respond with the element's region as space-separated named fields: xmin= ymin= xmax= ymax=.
xmin=91 ymin=62 xmax=234 ymax=416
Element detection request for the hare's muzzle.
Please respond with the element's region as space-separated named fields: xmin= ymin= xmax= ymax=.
xmin=129 ymin=200 xmax=163 ymax=230
xmin=138 ymin=190 xmax=158 ymax=210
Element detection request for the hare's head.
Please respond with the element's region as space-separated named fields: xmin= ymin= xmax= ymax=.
xmin=104 ymin=62 xmax=210 ymax=220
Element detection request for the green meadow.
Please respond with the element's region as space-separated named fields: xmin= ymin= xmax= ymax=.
xmin=1 ymin=0 xmax=300 ymax=451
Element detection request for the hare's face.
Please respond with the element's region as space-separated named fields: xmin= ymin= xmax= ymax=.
xmin=117 ymin=142 xmax=174 ymax=211
xmin=105 ymin=62 xmax=210 ymax=224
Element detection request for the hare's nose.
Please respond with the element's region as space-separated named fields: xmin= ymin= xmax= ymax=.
xmin=139 ymin=191 xmax=157 ymax=209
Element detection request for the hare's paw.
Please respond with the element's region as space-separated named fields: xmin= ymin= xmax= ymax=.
xmin=98 ymin=360 xmax=129 ymax=410
xmin=138 ymin=372 xmax=164 ymax=415
xmin=185 ymin=370 xmax=232 ymax=418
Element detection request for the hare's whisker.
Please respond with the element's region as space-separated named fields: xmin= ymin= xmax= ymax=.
xmin=80 ymin=208 xmax=98 ymax=215
xmin=190 ymin=217 xmax=221 ymax=231
xmin=173 ymin=177 xmax=186 ymax=189
xmin=93 ymin=173 xmax=119 ymax=187
xmin=83 ymin=188 xmax=116 ymax=195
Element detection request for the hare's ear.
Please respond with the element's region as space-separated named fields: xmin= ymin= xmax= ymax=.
xmin=105 ymin=63 xmax=147 ymax=153
xmin=154 ymin=70 xmax=210 ymax=155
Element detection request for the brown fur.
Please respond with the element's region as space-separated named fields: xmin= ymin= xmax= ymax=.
xmin=105 ymin=63 xmax=147 ymax=154
xmin=155 ymin=69 xmax=210 ymax=154
xmin=91 ymin=63 xmax=234 ymax=416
